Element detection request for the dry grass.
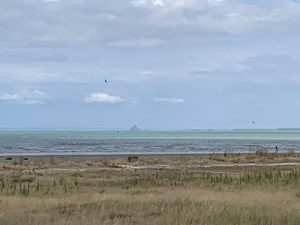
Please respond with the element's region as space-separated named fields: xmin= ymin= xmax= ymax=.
xmin=0 ymin=154 xmax=300 ymax=225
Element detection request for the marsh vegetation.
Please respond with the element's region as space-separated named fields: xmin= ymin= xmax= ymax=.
xmin=0 ymin=153 xmax=300 ymax=225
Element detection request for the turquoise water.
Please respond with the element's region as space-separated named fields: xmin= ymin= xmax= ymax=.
xmin=1 ymin=130 xmax=300 ymax=140
xmin=1 ymin=130 xmax=300 ymax=155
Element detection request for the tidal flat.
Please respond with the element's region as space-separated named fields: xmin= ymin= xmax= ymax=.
xmin=1 ymin=152 xmax=300 ymax=225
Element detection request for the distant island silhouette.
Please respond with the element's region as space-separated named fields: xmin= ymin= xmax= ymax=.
xmin=130 ymin=125 xmax=141 ymax=132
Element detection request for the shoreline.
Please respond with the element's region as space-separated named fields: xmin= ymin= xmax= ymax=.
xmin=0 ymin=152 xmax=218 ymax=162
xmin=0 ymin=151 xmax=299 ymax=162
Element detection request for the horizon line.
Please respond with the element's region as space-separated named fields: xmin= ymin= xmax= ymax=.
xmin=1 ymin=127 xmax=300 ymax=132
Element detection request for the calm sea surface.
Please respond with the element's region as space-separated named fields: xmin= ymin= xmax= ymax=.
xmin=1 ymin=131 xmax=300 ymax=155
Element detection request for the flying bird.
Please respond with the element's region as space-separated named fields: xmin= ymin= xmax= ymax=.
xmin=104 ymin=79 xmax=108 ymax=83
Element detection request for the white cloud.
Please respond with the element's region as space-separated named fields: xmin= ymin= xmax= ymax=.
xmin=131 ymin=0 xmax=223 ymax=9
xmin=141 ymin=70 xmax=156 ymax=76
xmin=0 ymin=90 xmax=46 ymax=105
xmin=155 ymin=97 xmax=184 ymax=103
xmin=0 ymin=93 xmax=19 ymax=101
xmin=85 ymin=92 xmax=123 ymax=103
xmin=23 ymin=90 xmax=46 ymax=99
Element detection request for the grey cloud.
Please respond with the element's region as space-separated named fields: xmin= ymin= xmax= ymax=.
xmin=189 ymin=54 xmax=300 ymax=85
xmin=240 ymin=54 xmax=300 ymax=71
xmin=1 ymin=0 xmax=300 ymax=47
xmin=130 ymin=0 xmax=300 ymax=38
xmin=237 ymin=54 xmax=300 ymax=83
xmin=190 ymin=70 xmax=214 ymax=75
xmin=109 ymin=38 xmax=164 ymax=48
xmin=0 ymin=48 xmax=68 ymax=63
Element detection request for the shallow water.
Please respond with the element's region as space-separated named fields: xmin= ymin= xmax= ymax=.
xmin=0 ymin=131 xmax=300 ymax=155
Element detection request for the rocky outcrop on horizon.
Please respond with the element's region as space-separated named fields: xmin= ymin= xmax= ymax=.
xmin=130 ymin=125 xmax=141 ymax=132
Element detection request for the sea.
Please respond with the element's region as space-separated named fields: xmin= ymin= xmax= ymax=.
xmin=1 ymin=130 xmax=300 ymax=156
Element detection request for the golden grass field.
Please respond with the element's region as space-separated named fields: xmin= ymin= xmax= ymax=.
xmin=1 ymin=152 xmax=300 ymax=225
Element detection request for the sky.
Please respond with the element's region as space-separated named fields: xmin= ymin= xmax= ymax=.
xmin=1 ymin=0 xmax=300 ymax=130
